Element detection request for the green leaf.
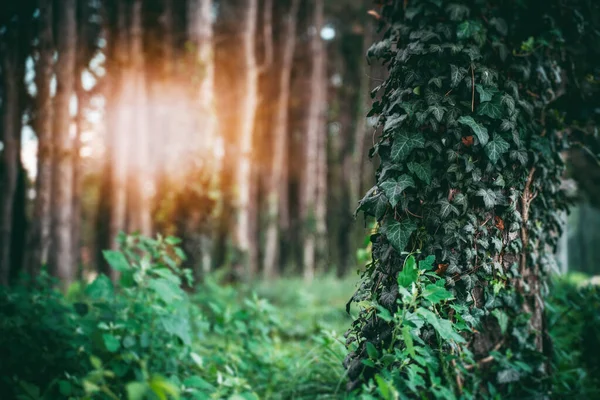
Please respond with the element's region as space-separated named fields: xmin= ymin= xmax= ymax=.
xmin=408 ymin=161 xmax=432 ymax=184
xmin=389 ymin=133 xmax=422 ymax=162
xmin=476 ymin=188 xmax=498 ymax=209
xmin=478 ymin=100 xmax=503 ymax=119
xmin=416 ymin=308 xmax=466 ymax=343
xmin=438 ymin=199 xmax=459 ymax=218
xmin=398 ymin=255 xmax=418 ymax=288
xmin=85 ymin=275 xmax=114 ymax=300
xmin=450 ymin=64 xmax=465 ymax=88
xmin=127 ymin=382 xmax=148 ymax=400
xmin=419 ymin=255 xmax=436 ymax=270
xmin=59 ymin=380 xmax=72 ymax=396
xmin=102 ymin=250 xmax=130 ymax=272
xmin=380 ymin=175 xmax=415 ymax=208
xmin=475 ymin=85 xmax=494 ymax=102
xmin=184 ymin=376 xmax=214 ymax=390
xmin=383 ymin=217 xmax=416 ymax=253
xmin=484 ymin=136 xmax=510 ymax=163
xmin=423 ymin=284 xmax=454 ymax=304
xmin=492 ymin=309 xmax=509 ymax=334
xmin=356 ymin=187 xmax=388 ymax=219
xmin=366 ymin=342 xmax=379 ymax=359
xmin=102 ymin=333 xmax=120 ymax=353
xmin=402 ymin=326 xmax=416 ymax=357
xmin=458 ymin=116 xmax=488 ymax=145
xmin=149 ymin=278 xmax=183 ymax=304
xmin=428 ymin=105 xmax=445 ymax=122
xmin=391 ymin=132 xmax=425 ymax=162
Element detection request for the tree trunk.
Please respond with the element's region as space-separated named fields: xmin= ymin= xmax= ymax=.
xmin=183 ymin=0 xmax=216 ymax=278
xmin=262 ymin=0 xmax=300 ymax=279
xmin=0 ymin=34 xmax=22 ymax=285
xmin=24 ymin=0 xmax=54 ymax=277
xmin=127 ymin=0 xmax=152 ymax=236
xmin=235 ymin=0 xmax=259 ymax=278
xmin=302 ymin=0 xmax=327 ymax=282
xmin=49 ymin=0 xmax=77 ymax=286
xmin=109 ymin=1 xmax=130 ymax=259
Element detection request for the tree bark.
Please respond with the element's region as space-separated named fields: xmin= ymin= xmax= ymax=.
xmin=24 ymin=0 xmax=54 ymax=277
xmin=235 ymin=0 xmax=259 ymax=278
xmin=109 ymin=1 xmax=130 ymax=260
xmin=0 ymin=33 xmax=23 ymax=285
xmin=49 ymin=0 xmax=77 ymax=286
xmin=262 ymin=0 xmax=300 ymax=279
xmin=127 ymin=0 xmax=152 ymax=236
xmin=302 ymin=0 xmax=327 ymax=282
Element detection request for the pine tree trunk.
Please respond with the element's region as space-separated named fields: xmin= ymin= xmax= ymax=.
xmin=49 ymin=0 xmax=77 ymax=286
xmin=302 ymin=0 xmax=327 ymax=282
xmin=184 ymin=0 xmax=216 ymax=277
xmin=127 ymin=0 xmax=152 ymax=236
xmin=262 ymin=0 xmax=300 ymax=279
xmin=0 ymin=34 xmax=22 ymax=285
xmin=235 ymin=0 xmax=259 ymax=278
xmin=24 ymin=0 xmax=54 ymax=277
xmin=109 ymin=1 xmax=130 ymax=259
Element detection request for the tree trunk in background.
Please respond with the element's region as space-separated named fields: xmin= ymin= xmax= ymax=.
xmin=0 ymin=34 xmax=22 ymax=285
xmin=302 ymin=0 xmax=327 ymax=282
xmin=109 ymin=2 xmax=130 ymax=259
xmin=184 ymin=0 xmax=216 ymax=277
xmin=128 ymin=0 xmax=152 ymax=236
xmin=263 ymin=0 xmax=300 ymax=279
xmin=24 ymin=0 xmax=54 ymax=277
xmin=235 ymin=0 xmax=259 ymax=278
xmin=49 ymin=0 xmax=77 ymax=286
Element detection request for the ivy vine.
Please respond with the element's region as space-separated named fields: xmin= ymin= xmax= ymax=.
xmin=344 ymin=0 xmax=600 ymax=397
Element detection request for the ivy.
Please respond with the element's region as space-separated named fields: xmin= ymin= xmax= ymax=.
xmin=344 ymin=0 xmax=583 ymax=397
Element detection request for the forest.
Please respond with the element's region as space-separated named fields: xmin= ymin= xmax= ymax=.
xmin=0 ymin=0 xmax=600 ymax=399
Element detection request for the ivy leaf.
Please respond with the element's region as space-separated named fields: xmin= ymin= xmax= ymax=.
xmin=398 ymin=255 xmax=418 ymax=288
xmin=366 ymin=342 xmax=379 ymax=359
xmin=450 ymin=64 xmax=465 ymax=88
xmin=382 ymin=217 xmax=416 ymax=253
xmin=419 ymin=255 xmax=436 ymax=270
xmin=428 ymin=105 xmax=445 ymax=122
xmin=438 ymin=199 xmax=460 ymax=218
xmin=484 ymin=136 xmax=510 ymax=163
xmin=457 ymin=116 xmax=489 ymax=145
xmin=407 ymin=161 xmax=432 ymax=184
xmin=416 ymin=308 xmax=466 ymax=343
xmin=423 ymin=284 xmax=455 ymax=304
xmin=492 ymin=309 xmax=509 ymax=334
xmin=478 ymin=100 xmax=503 ymax=119
xmin=475 ymin=85 xmax=494 ymax=102
xmin=402 ymin=326 xmax=416 ymax=357
xmin=476 ymin=188 xmax=498 ymax=209
xmin=380 ymin=175 xmax=415 ymax=208
xmin=384 ymin=114 xmax=407 ymax=133
xmin=356 ymin=186 xmax=388 ymax=219
xmin=391 ymin=132 xmax=425 ymax=162
xmin=501 ymin=94 xmax=515 ymax=114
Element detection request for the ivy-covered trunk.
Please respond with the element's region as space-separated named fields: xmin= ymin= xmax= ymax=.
xmin=344 ymin=0 xmax=580 ymax=397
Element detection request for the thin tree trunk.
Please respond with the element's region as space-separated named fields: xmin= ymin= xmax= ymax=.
xmin=262 ymin=0 xmax=273 ymax=70
xmin=235 ymin=0 xmax=259 ymax=278
xmin=186 ymin=0 xmax=216 ymax=276
xmin=263 ymin=0 xmax=300 ymax=279
xmin=49 ymin=0 xmax=77 ymax=286
xmin=24 ymin=0 xmax=54 ymax=277
xmin=302 ymin=0 xmax=327 ymax=282
xmin=109 ymin=2 xmax=130 ymax=257
xmin=127 ymin=0 xmax=152 ymax=236
xmin=0 ymin=36 xmax=22 ymax=285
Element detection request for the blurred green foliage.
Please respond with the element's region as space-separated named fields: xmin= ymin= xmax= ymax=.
xmin=0 ymin=234 xmax=598 ymax=399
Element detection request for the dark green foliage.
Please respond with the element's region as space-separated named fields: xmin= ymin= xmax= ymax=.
xmin=345 ymin=0 xmax=600 ymax=397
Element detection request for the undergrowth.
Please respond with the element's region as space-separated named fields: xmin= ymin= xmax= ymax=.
xmin=0 ymin=234 xmax=598 ymax=399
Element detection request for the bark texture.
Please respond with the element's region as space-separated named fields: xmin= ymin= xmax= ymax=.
xmin=262 ymin=0 xmax=300 ymax=279
xmin=302 ymin=0 xmax=327 ymax=282
xmin=49 ymin=0 xmax=77 ymax=286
